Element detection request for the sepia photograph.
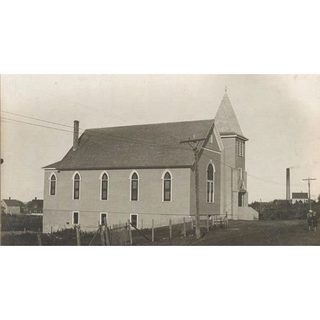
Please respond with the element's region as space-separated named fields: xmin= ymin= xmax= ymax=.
xmin=1 ymin=75 xmax=319 ymax=246
xmin=2 ymin=1 xmax=320 ymax=319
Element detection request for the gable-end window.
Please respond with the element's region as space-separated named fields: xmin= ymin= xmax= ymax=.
xmin=73 ymin=211 xmax=80 ymax=225
xmin=49 ymin=173 xmax=56 ymax=195
xmin=130 ymin=214 xmax=138 ymax=228
xmin=162 ymin=171 xmax=172 ymax=202
xmin=73 ymin=172 xmax=81 ymax=200
xmin=207 ymin=163 xmax=215 ymax=203
xmin=100 ymin=172 xmax=109 ymax=200
xmin=210 ymin=133 xmax=213 ymax=144
xmin=238 ymin=168 xmax=243 ymax=181
xmin=130 ymin=172 xmax=139 ymax=201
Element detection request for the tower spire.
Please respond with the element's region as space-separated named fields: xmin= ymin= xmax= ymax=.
xmin=214 ymin=89 xmax=245 ymax=137
xmin=225 ymin=85 xmax=228 ymax=94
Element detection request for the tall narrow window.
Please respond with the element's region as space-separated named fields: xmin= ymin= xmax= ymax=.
xmin=237 ymin=140 xmax=245 ymax=157
xmin=50 ymin=174 xmax=56 ymax=195
xmin=73 ymin=211 xmax=79 ymax=225
xmin=241 ymin=141 xmax=245 ymax=157
xmin=101 ymin=172 xmax=108 ymax=200
xmin=73 ymin=173 xmax=80 ymax=200
xmin=130 ymin=172 xmax=139 ymax=201
xmin=163 ymin=171 xmax=172 ymax=201
xmin=207 ymin=163 xmax=215 ymax=203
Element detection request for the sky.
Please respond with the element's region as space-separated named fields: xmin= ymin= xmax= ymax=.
xmin=1 ymin=74 xmax=320 ymax=203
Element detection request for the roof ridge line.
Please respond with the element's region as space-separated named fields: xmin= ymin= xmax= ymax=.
xmin=85 ymin=118 xmax=215 ymax=131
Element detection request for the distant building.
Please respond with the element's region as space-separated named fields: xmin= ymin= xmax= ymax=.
xmin=43 ymin=91 xmax=258 ymax=233
xmin=1 ymin=198 xmax=24 ymax=214
xmin=27 ymin=197 xmax=43 ymax=214
xmin=292 ymin=192 xmax=308 ymax=204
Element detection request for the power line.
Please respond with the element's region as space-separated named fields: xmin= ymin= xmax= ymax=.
xmin=1 ymin=110 xmax=84 ymax=130
xmin=302 ymin=177 xmax=317 ymax=210
xmin=1 ymin=112 xmax=313 ymax=188
xmin=1 ymin=117 xmax=75 ymax=133
xmin=1 ymin=111 xmax=192 ymax=151
xmin=201 ymin=152 xmax=302 ymax=188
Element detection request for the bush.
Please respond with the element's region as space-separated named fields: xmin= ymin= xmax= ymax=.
xmin=1 ymin=213 xmax=42 ymax=232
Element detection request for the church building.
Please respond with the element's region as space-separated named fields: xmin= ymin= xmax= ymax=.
xmin=43 ymin=91 xmax=258 ymax=233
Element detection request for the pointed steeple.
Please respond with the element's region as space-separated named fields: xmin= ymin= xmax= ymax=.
xmin=214 ymin=89 xmax=244 ymax=137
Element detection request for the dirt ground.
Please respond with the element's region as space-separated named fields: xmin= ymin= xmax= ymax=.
xmin=146 ymin=219 xmax=320 ymax=246
xmin=2 ymin=219 xmax=319 ymax=245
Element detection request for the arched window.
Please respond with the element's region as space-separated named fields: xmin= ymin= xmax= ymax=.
xmin=207 ymin=163 xmax=215 ymax=203
xmin=100 ymin=172 xmax=109 ymax=200
xmin=130 ymin=172 xmax=139 ymax=201
xmin=73 ymin=172 xmax=81 ymax=200
xmin=162 ymin=171 xmax=172 ymax=201
xmin=49 ymin=173 xmax=56 ymax=196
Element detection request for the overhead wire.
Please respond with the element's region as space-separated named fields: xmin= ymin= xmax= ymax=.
xmin=1 ymin=111 xmax=307 ymax=188
xmin=1 ymin=117 xmax=75 ymax=133
xmin=1 ymin=110 xmax=84 ymax=130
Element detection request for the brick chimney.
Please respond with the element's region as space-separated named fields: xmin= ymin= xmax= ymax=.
xmin=73 ymin=120 xmax=79 ymax=151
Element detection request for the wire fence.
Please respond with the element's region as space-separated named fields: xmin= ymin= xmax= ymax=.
xmin=1 ymin=214 xmax=229 ymax=245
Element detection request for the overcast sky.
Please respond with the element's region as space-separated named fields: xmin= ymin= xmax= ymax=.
xmin=1 ymin=74 xmax=320 ymax=202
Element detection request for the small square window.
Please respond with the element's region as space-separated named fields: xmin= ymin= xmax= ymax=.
xmin=100 ymin=213 xmax=107 ymax=225
xmin=73 ymin=212 xmax=79 ymax=225
xmin=130 ymin=214 xmax=138 ymax=228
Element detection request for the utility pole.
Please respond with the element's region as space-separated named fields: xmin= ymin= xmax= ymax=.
xmin=302 ymin=177 xmax=317 ymax=211
xmin=180 ymin=137 xmax=206 ymax=240
xmin=259 ymin=198 xmax=262 ymax=219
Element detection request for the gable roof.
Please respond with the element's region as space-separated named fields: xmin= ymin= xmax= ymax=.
xmin=2 ymin=199 xmax=24 ymax=207
xmin=28 ymin=199 xmax=44 ymax=206
xmin=215 ymin=92 xmax=245 ymax=137
xmin=44 ymin=119 xmax=215 ymax=170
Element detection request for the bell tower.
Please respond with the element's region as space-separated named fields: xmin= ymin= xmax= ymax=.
xmin=215 ymin=88 xmax=249 ymax=219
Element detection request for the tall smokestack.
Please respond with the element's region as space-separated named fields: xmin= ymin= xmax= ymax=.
xmin=73 ymin=120 xmax=79 ymax=151
xmin=286 ymin=168 xmax=290 ymax=200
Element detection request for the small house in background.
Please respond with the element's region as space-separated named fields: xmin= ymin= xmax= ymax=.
xmin=292 ymin=192 xmax=308 ymax=204
xmin=1 ymin=198 xmax=24 ymax=214
xmin=27 ymin=197 xmax=44 ymax=215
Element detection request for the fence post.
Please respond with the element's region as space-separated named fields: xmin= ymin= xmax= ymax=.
xmin=37 ymin=229 xmax=42 ymax=246
xmin=76 ymin=226 xmax=81 ymax=246
xmin=100 ymin=225 xmax=106 ymax=245
xmin=105 ymin=224 xmax=110 ymax=245
xmin=206 ymin=216 xmax=209 ymax=233
xmin=191 ymin=218 xmax=194 ymax=230
xmin=183 ymin=217 xmax=186 ymax=238
xmin=128 ymin=219 xmax=133 ymax=245
xmin=152 ymin=219 xmax=155 ymax=242
xmin=169 ymin=219 xmax=172 ymax=240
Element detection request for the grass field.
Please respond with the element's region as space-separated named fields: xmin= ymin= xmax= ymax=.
xmin=148 ymin=219 xmax=320 ymax=246
xmin=2 ymin=219 xmax=319 ymax=245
